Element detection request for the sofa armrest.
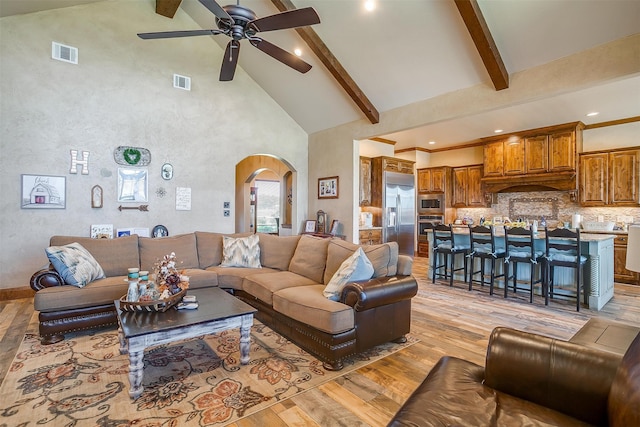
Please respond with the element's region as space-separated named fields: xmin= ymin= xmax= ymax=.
xmin=341 ymin=275 xmax=417 ymax=311
xmin=484 ymin=327 xmax=622 ymax=426
xmin=30 ymin=268 xmax=64 ymax=291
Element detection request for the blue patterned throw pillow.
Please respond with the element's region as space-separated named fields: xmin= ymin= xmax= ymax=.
xmin=45 ymin=242 xmax=106 ymax=287
xmin=220 ymin=234 xmax=262 ymax=268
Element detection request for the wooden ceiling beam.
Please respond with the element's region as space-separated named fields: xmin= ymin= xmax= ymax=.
xmin=270 ymin=0 xmax=380 ymax=124
xmin=155 ymin=0 xmax=182 ymax=18
xmin=454 ymin=0 xmax=509 ymax=91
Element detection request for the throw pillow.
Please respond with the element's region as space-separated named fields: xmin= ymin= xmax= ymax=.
xmin=45 ymin=242 xmax=106 ymax=288
xmin=323 ymin=247 xmax=374 ymax=301
xmin=220 ymin=234 xmax=262 ymax=268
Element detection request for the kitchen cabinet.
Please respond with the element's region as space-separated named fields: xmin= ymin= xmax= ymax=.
xmin=614 ymin=235 xmax=639 ymax=284
xmin=482 ymin=122 xmax=583 ymax=194
xmin=417 ymin=240 xmax=430 ymax=258
xmin=548 ymin=130 xmax=576 ymax=171
xmin=503 ymin=139 xmax=525 ymax=175
xmin=359 ymin=156 xmax=372 ymax=206
xmin=483 ymin=140 xmax=504 ymax=177
xmin=580 ymin=148 xmax=639 ymax=206
xmin=417 ymin=167 xmax=448 ymax=193
xmin=359 ymin=228 xmax=382 ymax=246
xmin=452 ymin=165 xmax=485 ymax=208
xmin=381 ymin=157 xmax=414 ymax=174
xmin=525 ymin=135 xmax=549 ymax=173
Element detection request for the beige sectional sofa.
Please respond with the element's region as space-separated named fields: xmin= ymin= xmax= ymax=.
xmin=31 ymin=232 xmax=418 ymax=370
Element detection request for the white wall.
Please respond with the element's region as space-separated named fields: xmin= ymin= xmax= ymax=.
xmin=583 ymin=121 xmax=640 ymax=152
xmin=0 ymin=0 xmax=308 ymax=289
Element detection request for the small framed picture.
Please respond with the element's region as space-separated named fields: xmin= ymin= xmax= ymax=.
xmin=329 ymin=220 xmax=340 ymax=235
xmin=21 ymin=174 xmax=66 ymax=209
xmin=304 ymin=220 xmax=317 ymax=233
xmin=318 ymin=176 xmax=339 ymax=199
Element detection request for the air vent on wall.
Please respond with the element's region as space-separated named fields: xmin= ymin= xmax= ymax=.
xmin=51 ymin=42 xmax=78 ymax=64
xmin=173 ymin=74 xmax=191 ymax=91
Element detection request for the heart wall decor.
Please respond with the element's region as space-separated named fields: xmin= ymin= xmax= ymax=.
xmin=113 ymin=146 xmax=151 ymax=166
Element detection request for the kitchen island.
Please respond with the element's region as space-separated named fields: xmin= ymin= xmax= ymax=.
xmin=426 ymin=229 xmax=615 ymax=310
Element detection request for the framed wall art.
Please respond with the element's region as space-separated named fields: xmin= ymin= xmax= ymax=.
xmin=318 ymin=176 xmax=339 ymax=199
xmin=117 ymin=168 xmax=148 ymax=202
xmin=21 ymin=174 xmax=66 ymax=209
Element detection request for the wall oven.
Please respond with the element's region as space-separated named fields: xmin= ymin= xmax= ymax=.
xmin=417 ymin=194 xmax=444 ymax=214
xmin=417 ymin=214 xmax=444 ymax=241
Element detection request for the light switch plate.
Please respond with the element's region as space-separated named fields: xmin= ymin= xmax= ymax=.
xmin=223 ymin=209 xmax=230 ymax=217
xmin=223 ymin=201 xmax=230 ymax=209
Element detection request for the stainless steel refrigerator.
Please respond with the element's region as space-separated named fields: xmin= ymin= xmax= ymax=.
xmin=382 ymin=171 xmax=415 ymax=256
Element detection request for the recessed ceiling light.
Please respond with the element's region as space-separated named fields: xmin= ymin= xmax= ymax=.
xmin=494 ymin=129 xmax=503 ymax=133
xmin=294 ymin=48 xmax=302 ymax=57
xmin=364 ymin=0 xmax=376 ymax=12
xmin=428 ymin=141 xmax=436 ymax=145
xmin=587 ymin=112 xmax=599 ymax=117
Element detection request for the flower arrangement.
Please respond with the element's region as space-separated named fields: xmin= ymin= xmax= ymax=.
xmin=139 ymin=252 xmax=189 ymax=301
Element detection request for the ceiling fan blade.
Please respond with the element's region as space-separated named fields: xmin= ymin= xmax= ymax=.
xmin=251 ymin=7 xmax=320 ymax=32
xmin=220 ymin=40 xmax=240 ymax=81
xmin=250 ymin=39 xmax=312 ymax=74
xmin=138 ymin=29 xmax=220 ymax=39
xmin=198 ymin=0 xmax=233 ymax=22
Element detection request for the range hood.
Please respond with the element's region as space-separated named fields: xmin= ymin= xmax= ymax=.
xmin=481 ymin=171 xmax=578 ymax=194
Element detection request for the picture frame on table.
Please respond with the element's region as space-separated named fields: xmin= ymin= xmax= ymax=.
xmin=318 ymin=176 xmax=339 ymax=199
xmin=329 ymin=220 xmax=340 ymax=236
xmin=304 ymin=220 xmax=317 ymax=233
xmin=21 ymin=174 xmax=66 ymax=209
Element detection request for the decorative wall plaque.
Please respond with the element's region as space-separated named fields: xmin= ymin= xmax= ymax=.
xmin=113 ymin=146 xmax=151 ymax=166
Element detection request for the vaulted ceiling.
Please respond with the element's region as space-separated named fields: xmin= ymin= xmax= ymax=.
xmin=2 ymin=0 xmax=639 ymax=150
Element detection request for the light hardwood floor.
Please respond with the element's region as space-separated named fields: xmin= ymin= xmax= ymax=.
xmin=1 ymin=257 xmax=639 ymax=426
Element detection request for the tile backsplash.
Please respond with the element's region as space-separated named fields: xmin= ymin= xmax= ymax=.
xmin=456 ymin=191 xmax=640 ymax=228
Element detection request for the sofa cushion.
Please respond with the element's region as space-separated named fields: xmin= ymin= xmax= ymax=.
xmin=45 ymin=242 xmax=106 ymax=288
xmin=178 ymin=268 xmax=218 ymax=290
xmin=221 ymin=234 xmax=261 ymax=268
xmin=273 ymin=285 xmax=354 ymax=335
xmin=608 ymin=332 xmax=640 ymax=427
xmin=195 ymin=231 xmax=253 ymax=268
xmin=242 ymin=271 xmax=318 ymax=305
xmin=139 ymin=233 xmax=199 ymax=272
xmin=206 ymin=266 xmax=280 ymax=290
xmin=324 ymin=239 xmax=399 ymax=284
xmin=34 ymin=276 xmax=129 ymax=312
xmin=323 ymin=247 xmax=374 ymax=301
xmin=258 ymin=233 xmax=300 ymax=270
xmin=288 ymin=235 xmax=329 ymax=283
xmin=50 ymin=235 xmax=139 ymax=277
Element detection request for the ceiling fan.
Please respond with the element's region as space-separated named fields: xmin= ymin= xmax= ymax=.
xmin=138 ymin=0 xmax=320 ymax=81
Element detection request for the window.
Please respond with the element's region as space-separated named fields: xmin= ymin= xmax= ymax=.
xmin=255 ymin=180 xmax=280 ymax=233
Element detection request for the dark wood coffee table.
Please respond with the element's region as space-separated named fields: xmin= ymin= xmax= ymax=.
xmin=115 ymin=287 xmax=257 ymax=399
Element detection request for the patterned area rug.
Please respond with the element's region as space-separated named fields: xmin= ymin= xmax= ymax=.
xmin=0 ymin=317 xmax=415 ymax=426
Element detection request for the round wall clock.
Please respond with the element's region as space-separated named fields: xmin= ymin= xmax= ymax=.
xmin=152 ymin=224 xmax=169 ymax=238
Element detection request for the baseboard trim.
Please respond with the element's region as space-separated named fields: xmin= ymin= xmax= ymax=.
xmin=0 ymin=287 xmax=35 ymax=301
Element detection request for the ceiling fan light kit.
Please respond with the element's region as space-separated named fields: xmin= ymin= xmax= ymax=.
xmin=137 ymin=0 xmax=320 ymax=82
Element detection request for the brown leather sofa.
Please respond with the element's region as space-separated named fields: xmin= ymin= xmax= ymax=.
xmin=388 ymin=327 xmax=640 ymax=427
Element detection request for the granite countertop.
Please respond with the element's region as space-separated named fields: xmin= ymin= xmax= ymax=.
xmin=431 ymin=228 xmax=616 ymax=242
xmin=359 ymin=226 xmax=382 ymax=230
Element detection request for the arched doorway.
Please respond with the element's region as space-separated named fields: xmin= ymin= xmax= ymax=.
xmin=235 ymin=155 xmax=296 ymax=235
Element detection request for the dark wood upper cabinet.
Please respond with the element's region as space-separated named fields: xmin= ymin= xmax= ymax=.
xmin=580 ymin=148 xmax=639 ymax=206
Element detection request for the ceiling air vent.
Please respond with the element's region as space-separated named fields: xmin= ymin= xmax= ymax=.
xmin=51 ymin=42 xmax=78 ymax=64
xmin=173 ymin=74 xmax=191 ymax=91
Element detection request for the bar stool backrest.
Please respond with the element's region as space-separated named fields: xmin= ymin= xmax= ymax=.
xmin=469 ymin=225 xmax=496 ymax=254
xmin=432 ymin=224 xmax=456 ymax=250
xmin=545 ymin=227 xmax=582 ymax=264
xmin=504 ymin=226 xmax=537 ymax=261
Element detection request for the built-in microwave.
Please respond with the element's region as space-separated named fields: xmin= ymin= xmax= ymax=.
xmin=417 ymin=194 xmax=444 ymax=214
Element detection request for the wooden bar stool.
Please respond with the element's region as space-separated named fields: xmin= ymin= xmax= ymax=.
xmin=468 ymin=225 xmax=506 ymax=295
xmin=503 ymin=226 xmax=545 ymax=303
xmin=544 ymin=227 xmax=587 ymax=311
xmin=431 ymin=224 xmax=470 ymax=287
